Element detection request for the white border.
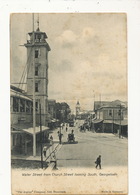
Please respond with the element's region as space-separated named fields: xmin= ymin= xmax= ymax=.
xmin=0 ymin=1 xmax=140 ymax=195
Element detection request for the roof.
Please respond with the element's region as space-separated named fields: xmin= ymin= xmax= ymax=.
xmin=94 ymin=100 xmax=127 ymax=110
xmin=28 ymin=31 xmax=48 ymax=39
xmin=11 ymin=89 xmax=32 ymax=101
xmin=10 ymin=85 xmax=24 ymax=93
xmin=94 ymin=101 xmax=111 ymax=110
xmin=11 ymin=123 xmax=49 ymax=135
xmin=76 ymin=101 xmax=80 ymax=105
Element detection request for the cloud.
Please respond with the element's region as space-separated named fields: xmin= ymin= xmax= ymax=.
xmin=81 ymin=27 xmax=95 ymax=41
xmin=50 ymin=59 xmax=73 ymax=72
xmin=55 ymin=27 xmax=96 ymax=48
xmin=55 ymin=30 xmax=77 ymax=47
xmin=92 ymin=71 xmax=123 ymax=80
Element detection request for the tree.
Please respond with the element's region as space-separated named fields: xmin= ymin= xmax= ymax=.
xmin=55 ymin=102 xmax=71 ymax=122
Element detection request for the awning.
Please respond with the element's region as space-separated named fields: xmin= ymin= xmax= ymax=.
xmin=11 ymin=123 xmax=49 ymax=135
xmin=48 ymin=118 xmax=58 ymax=123
xmin=103 ymin=120 xmax=113 ymax=124
xmin=103 ymin=120 xmax=128 ymax=126
xmin=114 ymin=119 xmax=128 ymax=126
xmin=22 ymin=126 xmax=49 ymax=135
xmin=92 ymin=119 xmax=103 ymax=124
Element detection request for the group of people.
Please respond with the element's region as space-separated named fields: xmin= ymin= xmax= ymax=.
xmin=43 ymin=122 xmax=102 ymax=170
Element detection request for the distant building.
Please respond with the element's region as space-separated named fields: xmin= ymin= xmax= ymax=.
xmin=48 ymin=99 xmax=56 ymax=119
xmin=93 ymin=100 xmax=128 ymax=136
xmin=94 ymin=100 xmax=127 ymax=113
xmin=47 ymin=99 xmax=58 ymax=129
xmin=76 ymin=101 xmax=81 ymax=119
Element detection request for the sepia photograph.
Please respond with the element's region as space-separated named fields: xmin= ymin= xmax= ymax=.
xmin=10 ymin=13 xmax=128 ymax=194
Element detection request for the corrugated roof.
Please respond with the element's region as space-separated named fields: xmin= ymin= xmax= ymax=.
xmin=11 ymin=90 xmax=32 ymax=101
xmin=11 ymin=123 xmax=49 ymax=135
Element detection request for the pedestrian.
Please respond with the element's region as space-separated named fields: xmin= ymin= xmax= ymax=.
xmin=50 ymin=152 xmax=57 ymax=170
xmin=66 ymin=127 xmax=68 ymax=132
xmin=95 ymin=155 xmax=101 ymax=169
xmin=50 ymin=135 xmax=53 ymax=146
xmin=46 ymin=133 xmax=49 ymax=142
xmin=43 ymin=145 xmax=47 ymax=157
xmin=58 ymin=131 xmax=63 ymax=144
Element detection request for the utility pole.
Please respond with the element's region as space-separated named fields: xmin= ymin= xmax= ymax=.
xmin=119 ymin=104 xmax=122 ymax=138
xmin=99 ymin=93 xmax=101 ymax=119
xmin=59 ymin=124 xmax=62 ymax=144
xmin=112 ymin=109 xmax=114 ymax=134
xmin=40 ymin=103 xmax=43 ymax=169
xmin=32 ymin=13 xmax=36 ymax=157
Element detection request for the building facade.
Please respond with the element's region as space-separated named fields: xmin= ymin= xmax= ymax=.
xmin=48 ymin=99 xmax=56 ymax=119
xmin=93 ymin=100 xmax=128 ymax=135
xmin=24 ymin=27 xmax=51 ymax=126
xmin=11 ymin=86 xmax=49 ymax=155
xmin=11 ymin=85 xmax=33 ymax=125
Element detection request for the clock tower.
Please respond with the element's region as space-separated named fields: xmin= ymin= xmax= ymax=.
xmin=76 ymin=101 xmax=80 ymax=118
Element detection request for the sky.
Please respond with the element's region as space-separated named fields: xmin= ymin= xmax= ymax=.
xmin=11 ymin=13 xmax=127 ymax=112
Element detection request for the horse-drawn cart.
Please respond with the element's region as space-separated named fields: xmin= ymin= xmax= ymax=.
xmin=67 ymin=133 xmax=75 ymax=143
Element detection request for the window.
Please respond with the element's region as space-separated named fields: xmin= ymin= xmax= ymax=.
xmin=20 ymin=99 xmax=25 ymax=112
xmin=26 ymin=101 xmax=31 ymax=113
xmin=35 ymin=82 xmax=39 ymax=92
xmin=118 ymin=109 xmax=121 ymax=116
xmin=35 ymin=66 xmax=38 ymax=76
xmin=13 ymin=97 xmax=19 ymax=112
xmin=35 ymin=101 xmax=38 ymax=112
xmin=38 ymin=34 xmax=41 ymax=40
xmin=109 ymin=110 xmax=112 ymax=116
xmin=35 ymin=34 xmax=41 ymax=42
xmin=35 ymin=49 xmax=39 ymax=58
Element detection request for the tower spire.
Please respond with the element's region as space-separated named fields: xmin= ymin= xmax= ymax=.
xmin=36 ymin=13 xmax=40 ymax=31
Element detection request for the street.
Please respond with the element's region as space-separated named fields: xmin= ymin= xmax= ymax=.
xmin=54 ymin=120 xmax=128 ymax=169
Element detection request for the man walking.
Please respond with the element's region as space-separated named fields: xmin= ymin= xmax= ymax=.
xmin=43 ymin=145 xmax=47 ymax=158
xmin=57 ymin=131 xmax=63 ymax=144
xmin=95 ymin=155 xmax=101 ymax=169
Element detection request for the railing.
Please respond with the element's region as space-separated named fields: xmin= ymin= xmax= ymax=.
xmin=27 ymin=39 xmax=46 ymax=44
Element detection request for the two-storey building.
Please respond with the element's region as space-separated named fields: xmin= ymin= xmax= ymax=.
xmin=93 ymin=100 xmax=128 ymax=136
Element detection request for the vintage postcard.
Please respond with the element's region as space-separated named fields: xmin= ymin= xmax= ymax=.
xmin=10 ymin=13 xmax=128 ymax=195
